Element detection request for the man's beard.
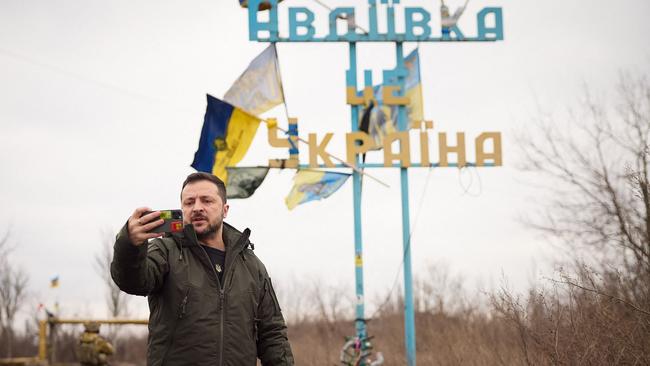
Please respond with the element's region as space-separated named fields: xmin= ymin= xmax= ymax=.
xmin=196 ymin=219 xmax=222 ymax=241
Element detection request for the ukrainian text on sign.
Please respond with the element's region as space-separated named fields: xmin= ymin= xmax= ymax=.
xmin=247 ymin=0 xmax=504 ymax=43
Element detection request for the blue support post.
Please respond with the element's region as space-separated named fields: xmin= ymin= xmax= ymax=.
xmin=348 ymin=42 xmax=367 ymax=341
xmin=244 ymin=4 xmax=505 ymax=366
xmin=396 ymin=42 xmax=417 ymax=366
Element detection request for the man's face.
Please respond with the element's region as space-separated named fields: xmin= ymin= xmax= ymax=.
xmin=181 ymin=180 xmax=229 ymax=240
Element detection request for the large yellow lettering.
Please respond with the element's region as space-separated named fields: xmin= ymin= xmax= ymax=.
xmin=268 ymin=118 xmax=299 ymax=168
xmin=438 ymin=132 xmax=466 ymax=167
xmin=383 ymin=131 xmax=411 ymax=167
xmin=308 ymin=133 xmax=335 ymax=168
xmin=475 ymin=132 xmax=502 ymax=166
xmin=382 ymin=85 xmax=410 ymax=106
xmin=267 ymin=118 xmax=289 ymax=148
xmin=346 ymin=132 xmax=374 ymax=166
xmin=346 ymin=86 xmax=375 ymax=106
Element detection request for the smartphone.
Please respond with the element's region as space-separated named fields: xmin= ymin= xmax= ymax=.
xmin=146 ymin=210 xmax=184 ymax=233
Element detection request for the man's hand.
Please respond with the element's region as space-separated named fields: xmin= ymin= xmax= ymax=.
xmin=128 ymin=207 xmax=165 ymax=246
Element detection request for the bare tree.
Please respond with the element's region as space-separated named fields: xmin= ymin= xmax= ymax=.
xmin=519 ymin=73 xmax=650 ymax=311
xmin=0 ymin=231 xmax=29 ymax=357
xmin=488 ymin=73 xmax=650 ymax=365
xmin=95 ymin=229 xmax=129 ymax=320
xmin=415 ymin=261 xmax=467 ymax=315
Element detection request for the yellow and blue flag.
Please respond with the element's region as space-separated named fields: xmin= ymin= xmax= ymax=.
xmin=285 ymin=170 xmax=351 ymax=210
xmin=402 ymin=48 xmax=424 ymax=124
xmin=367 ymin=48 xmax=423 ymax=148
xmin=191 ymin=95 xmax=261 ymax=182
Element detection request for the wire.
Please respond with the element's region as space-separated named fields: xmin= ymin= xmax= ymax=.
xmin=457 ymin=165 xmax=483 ymax=197
xmin=0 ymin=47 xmax=175 ymax=107
xmin=370 ymin=163 xmax=484 ymax=318
xmin=369 ymin=156 xmax=436 ymax=319
xmin=369 ymin=165 xmax=484 ymax=318
xmin=309 ymin=0 xmax=370 ymax=35
xmin=257 ymin=117 xmax=390 ymax=187
xmin=364 ymin=42 xmax=431 ymax=319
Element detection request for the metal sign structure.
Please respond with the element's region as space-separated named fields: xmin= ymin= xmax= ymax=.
xmin=246 ymin=1 xmax=504 ymax=365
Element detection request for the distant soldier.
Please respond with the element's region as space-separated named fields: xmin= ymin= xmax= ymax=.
xmin=77 ymin=322 xmax=114 ymax=366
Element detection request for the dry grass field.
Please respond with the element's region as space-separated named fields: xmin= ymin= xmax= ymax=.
xmin=2 ymin=266 xmax=648 ymax=366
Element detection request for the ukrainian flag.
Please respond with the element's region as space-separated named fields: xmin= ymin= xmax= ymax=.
xmin=285 ymin=170 xmax=351 ymax=210
xmin=191 ymin=95 xmax=261 ymax=182
xmin=368 ymin=48 xmax=423 ymax=148
xmin=403 ymin=48 xmax=424 ymax=125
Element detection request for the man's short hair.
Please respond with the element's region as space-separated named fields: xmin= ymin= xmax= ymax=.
xmin=181 ymin=172 xmax=227 ymax=203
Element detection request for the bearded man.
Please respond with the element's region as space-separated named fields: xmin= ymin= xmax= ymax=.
xmin=111 ymin=172 xmax=294 ymax=365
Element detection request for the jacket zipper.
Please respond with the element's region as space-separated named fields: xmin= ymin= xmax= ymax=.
xmin=198 ymin=245 xmax=225 ymax=366
xmin=219 ymin=289 xmax=225 ymax=366
xmin=198 ymin=231 xmax=250 ymax=366
xmin=179 ymin=289 xmax=189 ymax=319
xmin=218 ymin=248 xmax=248 ymax=366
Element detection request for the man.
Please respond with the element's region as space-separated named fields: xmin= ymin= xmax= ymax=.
xmin=111 ymin=172 xmax=294 ymax=365
xmin=77 ymin=322 xmax=114 ymax=366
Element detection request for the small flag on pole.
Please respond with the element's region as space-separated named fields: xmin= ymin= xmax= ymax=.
xmin=191 ymin=95 xmax=261 ymax=183
xmin=226 ymin=167 xmax=270 ymax=199
xmin=223 ymin=44 xmax=284 ymax=116
xmin=285 ymin=170 xmax=351 ymax=210
xmin=50 ymin=276 xmax=59 ymax=288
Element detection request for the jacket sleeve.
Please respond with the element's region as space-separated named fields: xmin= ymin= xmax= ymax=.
xmin=256 ymin=273 xmax=295 ymax=365
xmin=110 ymin=222 xmax=169 ymax=296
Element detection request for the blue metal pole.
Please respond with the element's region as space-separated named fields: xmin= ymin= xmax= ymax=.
xmin=396 ymin=42 xmax=416 ymax=366
xmin=348 ymin=42 xmax=367 ymax=340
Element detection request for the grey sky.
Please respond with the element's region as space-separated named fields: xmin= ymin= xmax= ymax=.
xmin=1 ymin=0 xmax=649 ymax=321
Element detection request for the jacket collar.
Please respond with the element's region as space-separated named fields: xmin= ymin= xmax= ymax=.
xmin=174 ymin=222 xmax=251 ymax=253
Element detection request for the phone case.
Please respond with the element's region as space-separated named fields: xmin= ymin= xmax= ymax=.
xmin=148 ymin=210 xmax=184 ymax=233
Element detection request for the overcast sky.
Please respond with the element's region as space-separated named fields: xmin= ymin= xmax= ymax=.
xmin=1 ymin=0 xmax=649 ymax=322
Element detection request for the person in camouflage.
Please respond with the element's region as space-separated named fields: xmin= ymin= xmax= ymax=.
xmin=77 ymin=322 xmax=114 ymax=366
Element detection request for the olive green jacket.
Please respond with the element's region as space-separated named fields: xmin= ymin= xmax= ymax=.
xmin=111 ymin=222 xmax=294 ymax=366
